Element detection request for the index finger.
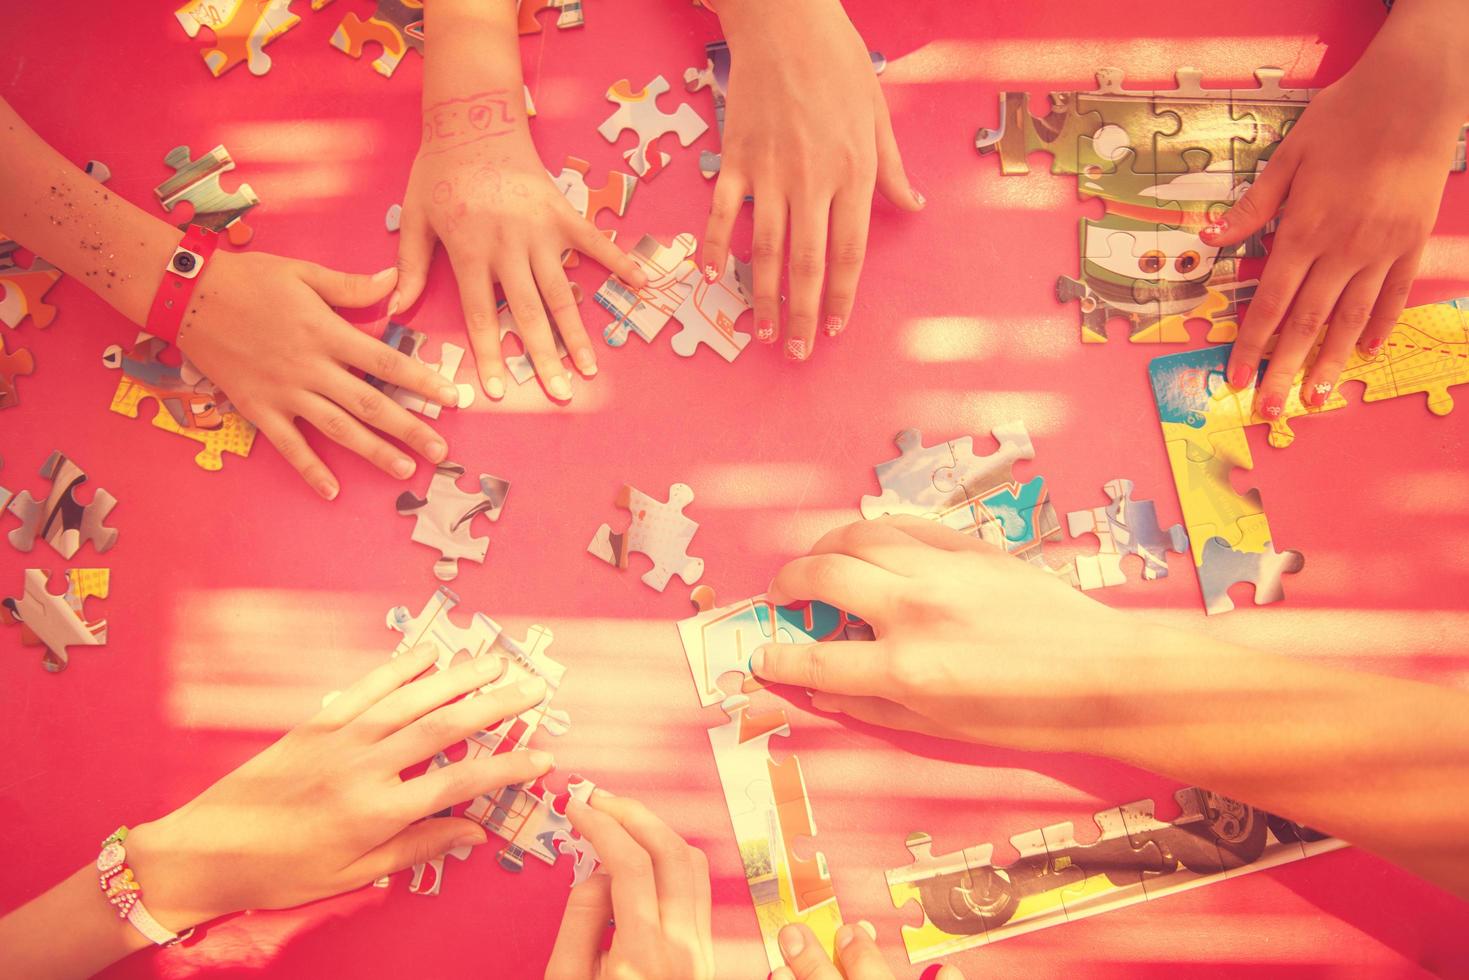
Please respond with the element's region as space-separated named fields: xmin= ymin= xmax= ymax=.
xmin=337 ymin=323 xmax=462 ymax=409
xmin=567 ymin=798 xmax=663 ymax=953
xmin=766 ymin=553 xmax=900 ymax=623
xmin=751 ymin=638 xmax=892 ymax=698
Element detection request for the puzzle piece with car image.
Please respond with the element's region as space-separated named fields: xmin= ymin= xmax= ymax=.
xmin=396 ymin=462 xmax=510 ymax=581
xmin=2 ymin=568 xmax=109 ymax=673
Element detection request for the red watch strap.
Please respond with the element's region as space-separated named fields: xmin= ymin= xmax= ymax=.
xmin=145 ymin=225 xmax=219 ymax=343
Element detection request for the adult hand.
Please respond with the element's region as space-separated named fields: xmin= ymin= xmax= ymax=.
xmin=180 ymin=251 xmax=457 ymax=500
xmin=122 ymin=643 xmax=555 ymax=930
xmin=545 ymin=794 xmax=714 ymax=980
xmin=701 ymin=0 xmax=922 ymax=361
xmin=771 ymin=922 xmax=964 ymax=980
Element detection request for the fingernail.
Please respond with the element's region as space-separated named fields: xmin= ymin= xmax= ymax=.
xmin=575 ymin=349 xmax=598 ymax=376
xmin=1201 ymin=216 xmax=1228 ymax=239
xmin=530 ymin=750 xmax=556 ymax=771
xmin=756 ymin=318 xmax=776 ymax=343
xmin=386 ymin=290 xmax=400 ymax=316
xmin=392 ymin=457 xmax=415 ymax=479
xmin=1260 ymin=393 xmax=1284 ymax=418
xmin=516 ymin=676 xmax=548 ymax=698
xmin=823 ymin=314 xmax=844 ymax=337
xmin=749 ymin=647 xmax=766 ymax=676
xmin=1228 ymin=362 xmax=1252 ymax=390
xmin=786 ymin=338 xmax=808 ymax=361
xmin=778 ymin=924 xmax=805 ymax=957
xmin=373 ymin=267 xmax=396 ymax=282
xmin=702 ymin=263 xmax=720 ymax=283
xmin=426 ymin=439 xmax=447 ymax=463
xmin=912 ymin=188 xmax=926 ymax=207
xmin=1308 ymin=381 xmax=1332 ymax=407
xmin=485 ymin=376 xmax=506 ymax=400
xmin=1365 ymin=338 xmax=1384 ymax=357
xmin=438 ymin=384 xmax=461 ymax=407
xmin=548 ymin=374 xmax=572 ymax=400
xmin=318 ymin=480 xmax=339 ymax=501
xmin=475 ymin=653 xmax=505 ymax=675
xmin=858 ymin=920 xmax=877 ymax=941
xmin=449 ymin=832 xmax=485 ymax=850
xmin=836 ymin=925 xmax=857 ymax=951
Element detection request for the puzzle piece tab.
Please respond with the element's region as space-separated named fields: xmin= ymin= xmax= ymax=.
xmin=1066 ymin=478 xmax=1188 ymax=589
xmin=367 ymin=322 xmax=474 ymax=417
xmin=597 ymin=75 xmax=708 ymax=178
xmin=396 ymin=462 xmax=510 ymax=581
xmin=587 ymin=482 xmax=703 ymax=591
xmin=155 ymin=145 xmax=259 ymax=247
xmin=2 ymin=568 xmax=109 ymax=673
xmin=5 ymin=451 xmax=118 ymax=558
xmin=330 ymin=0 xmax=424 ymax=78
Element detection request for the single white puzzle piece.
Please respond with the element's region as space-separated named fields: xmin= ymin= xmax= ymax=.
xmin=587 ymin=482 xmax=704 ymax=591
xmin=597 ymin=75 xmax=708 ymax=178
xmin=396 ymin=463 xmax=510 ymax=581
xmin=670 ymin=254 xmax=753 ymax=361
xmin=1066 ymin=478 xmax=1189 ymax=590
xmin=368 ymin=322 xmax=474 ymax=418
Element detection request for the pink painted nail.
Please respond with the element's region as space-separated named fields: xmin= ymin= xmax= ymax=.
xmin=756 ymin=318 xmax=776 ymax=343
xmin=823 ymin=314 xmax=844 ymax=337
xmin=1229 ymin=362 xmax=1252 ymax=390
xmin=1260 ymin=393 xmax=1284 ymax=418
xmin=786 ymin=338 xmax=808 ymax=361
xmin=1308 ymin=381 xmax=1332 ymax=407
xmin=702 ymin=263 xmax=719 ymax=283
xmin=912 ymin=188 xmax=926 ymax=207
xmin=1365 ymin=338 xmax=1384 ymax=357
xmin=1201 ymin=216 xmax=1229 ymax=240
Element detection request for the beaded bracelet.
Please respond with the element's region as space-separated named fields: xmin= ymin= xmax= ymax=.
xmin=96 ymin=827 xmax=194 ymax=946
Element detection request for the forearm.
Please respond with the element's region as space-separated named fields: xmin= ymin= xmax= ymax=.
xmin=0 ymin=863 xmax=153 ymax=979
xmin=1101 ymin=625 xmax=1469 ymax=897
xmin=1360 ymin=0 xmax=1469 ymax=122
xmin=423 ymin=0 xmax=528 ymax=135
xmin=0 ymin=96 xmax=180 ymax=325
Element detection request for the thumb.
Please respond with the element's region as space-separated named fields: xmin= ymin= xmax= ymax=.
xmin=873 ymin=95 xmax=923 ymax=211
xmin=298 ymin=261 xmax=397 ymax=310
xmin=545 ymin=871 xmax=613 ymax=980
xmin=1200 ymin=146 xmax=1298 ymax=247
xmin=344 ymin=817 xmax=485 ymax=885
xmin=392 ymin=206 xmax=437 ymax=317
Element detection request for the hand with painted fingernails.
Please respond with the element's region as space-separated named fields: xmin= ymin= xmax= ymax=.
xmin=118 ymin=643 xmax=556 ymax=932
xmin=771 ymin=921 xmax=964 ymax=980
xmin=544 ymin=793 xmax=714 ymax=980
xmin=749 ymin=516 xmax=1152 ymax=753
xmin=178 ymin=250 xmax=456 ymax=500
xmin=1203 ymin=0 xmax=1469 ymax=419
xmin=699 ymin=0 xmax=923 ymax=362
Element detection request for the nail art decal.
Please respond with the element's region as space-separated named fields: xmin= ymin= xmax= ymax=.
xmin=786 ymin=338 xmax=808 ymax=361
xmin=702 ymin=264 xmax=719 ymax=283
xmin=756 ymin=318 xmax=776 ymax=343
xmin=823 ymin=315 xmax=844 ymax=337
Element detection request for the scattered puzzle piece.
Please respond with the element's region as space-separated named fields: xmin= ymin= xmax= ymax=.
xmin=550 ymin=155 xmax=635 ymax=268
xmin=330 ymin=0 xmax=424 ymax=78
xmin=517 ymin=0 xmax=583 ymax=34
xmin=587 ymin=482 xmax=703 ymax=591
xmin=367 ymin=322 xmax=474 ymax=417
xmin=5 ymin=451 xmax=118 ymax=558
xmin=102 ymin=332 xmax=257 ymax=471
xmin=669 ymin=254 xmax=753 ymax=361
xmin=1066 ymin=478 xmax=1188 ymax=589
xmin=155 ymin=145 xmax=259 ymax=247
xmin=396 ymin=462 xmax=510 ymax=581
xmin=597 ymin=75 xmax=708 ymax=178
xmin=2 ymin=568 xmax=109 ymax=673
xmin=0 ymin=334 xmax=35 ymax=409
xmin=174 ymin=0 xmax=303 ymax=77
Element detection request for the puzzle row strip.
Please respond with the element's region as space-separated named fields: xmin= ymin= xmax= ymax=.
xmin=976 ymin=66 xmax=1468 ymax=343
xmin=887 ymin=786 xmax=1344 ymax=963
xmin=678 ymin=588 xmax=870 ymax=969
xmin=1149 ymin=296 xmax=1468 ymax=613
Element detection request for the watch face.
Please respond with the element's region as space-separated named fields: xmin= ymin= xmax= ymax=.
xmin=170 ymin=247 xmax=204 ymax=279
xmin=97 ymin=841 xmax=125 ymax=871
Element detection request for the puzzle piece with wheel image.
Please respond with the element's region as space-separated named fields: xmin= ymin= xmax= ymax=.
xmin=102 ymin=332 xmax=257 ymax=471
xmin=0 ymin=334 xmax=34 ymax=410
xmin=550 ymin=155 xmax=635 ymax=268
xmin=155 ymin=145 xmax=259 ymax=247
xmin=587 ymin=482 xmax=703 ymax=592
xmin=173 ymin=0 xmax=318 ymax=78
xmin=0 ymin=159 xmax=109 ymax=331
xmin=2 ymin=568 xmax=109 ymax=673
xmin=1066 ymin=478 xmax=1188 ymax=590
xmin=677 ymin=585 xmax=868 ymax=708
xmin=366 ymin=322 xmax=475 ymax=417
xmin=5 ymin=451 xmax=118 ymax=559
xmin=597 ymin=75 xmax=708 ymax=179
xmin=887 ymin=786 xmax=1343 ymax=963
xmin=396 ymin=463 xmax=510 ymax=581
xmin=707 ymin=691 xmax=844 ymax=969
xmin=330 ymin=0 xmax=424 ymax=78
xmin=517 ymin=0 xmax=583 ymax=34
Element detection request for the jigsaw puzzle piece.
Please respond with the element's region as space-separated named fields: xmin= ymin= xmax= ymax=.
xmin=597 ymin=75 xmax=708 ymax=178
xmin=386 ymin=586 xmax=503 ymax=670
xmin=0 ymin=243 xmax=61 ymax=330
xmin=587 ymin=482 xmax=703 ymax=591
xmin=1343 ymin=300 xmax=1469 ymax=416
xmin=367 ymin=322 xmax=474 ymax=417
xmin=2 ymin=568 xmax=109 ymax=673
xmin=886 ymin=832 xmax=1000 ymax=963
xmin=975 ymin=89 xmax=1105 ymax=175
xmin=174 ymin=0 xmax=302 ymax=77
xmin=329 ymin=0 xmax=425 ymax=77
xmin=1066 ymin=478 xmax=1188 ymax=589
xmin=1196 ymin=515 xmax=1304 ymax=615
xmin=396 ymin=462 xmax=510 ymax=581
xmin=594 ymin=232 xmax=699 ymax=347
xmin=1148 ymin=68 xmax=1258 ymax=174
xmin=155 ymin=145 xmax=259 ymax=247
xmin=5 ymin=451 xmax=119 ymax=558
xmin=1051 ymin=807 xmax=1159 ymax=924
xmin=550 ymin=155 xmax=635 ymax=267
xmin=517 ymin=0 xmax=584 ymax=34
xmin=0 ymin=334 xmax=35 ymax=409
xmin=669 ymin=254 xmax=753 ymax=361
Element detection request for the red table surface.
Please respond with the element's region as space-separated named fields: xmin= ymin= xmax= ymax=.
xmin=3 ymin=2 xmax=1468 ymax=977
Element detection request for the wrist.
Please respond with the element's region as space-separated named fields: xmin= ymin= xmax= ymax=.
xmin=123 ymin=816 xmax=229 ymax=931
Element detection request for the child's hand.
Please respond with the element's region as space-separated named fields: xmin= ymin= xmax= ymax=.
xmin=700 ymin=0 xmax=923 ymax=361
xmin=750 ymin=517 xmax=1144 ymax=752
xmin=546 ymin=794 xmax=713 ymax=980
xmin=180 ymin=251 xmax=457 ymax=499
xmin=1205 ymin=42 xmax=1466 ymax=416
xmin=120 ymin=644 xmax=555 ymax=931
xmin=393 ymin=116 xmax=645 ymax=401
xmin=770 ymin=921 xmax=965 ymax=980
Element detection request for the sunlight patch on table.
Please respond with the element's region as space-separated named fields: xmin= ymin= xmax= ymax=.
xmin=1373 ymin=469 xmax=1469 ymax=511
xmin=902 ymin=316 xmax=1069 ymax=363
xmin=684 ymin=462 xmax=841 ymax=507
xmin=221 ymin=120 xmax=379 ymax=160
xmin=896 ymin=390 xmax=1070 ymax=439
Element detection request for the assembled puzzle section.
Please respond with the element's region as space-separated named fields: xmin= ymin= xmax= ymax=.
xmin=597 ymin=75 xmax=708 ymax=179
xmin=102 ymin=332 xmax=257 ymax=471
xmin=2 ymin=568 xmax=109 ymax=673
xmin=587 ymin=482 xmax=703 ymax=592
xmin=976 ymin=66 xmax=1467 ymax=343
xmin=155 ymin=145 xmax=259 ymax=247
xmin=330 ymin=0 xmax=424 ymax=78
xmin=367 ymin=322 xmax=474 ymax=417
xmin=1066 ymin=478 xmax=1187 ymax=590
xmin=594 ymin=232 xmax=754 ymax=361
xmin=5 ymin=451 xmax=119 ymax=559
xmin=887 ymin=786 xmax=1343 ymax=963
xmin=396 ymin=462 xmax=510 ymax=581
